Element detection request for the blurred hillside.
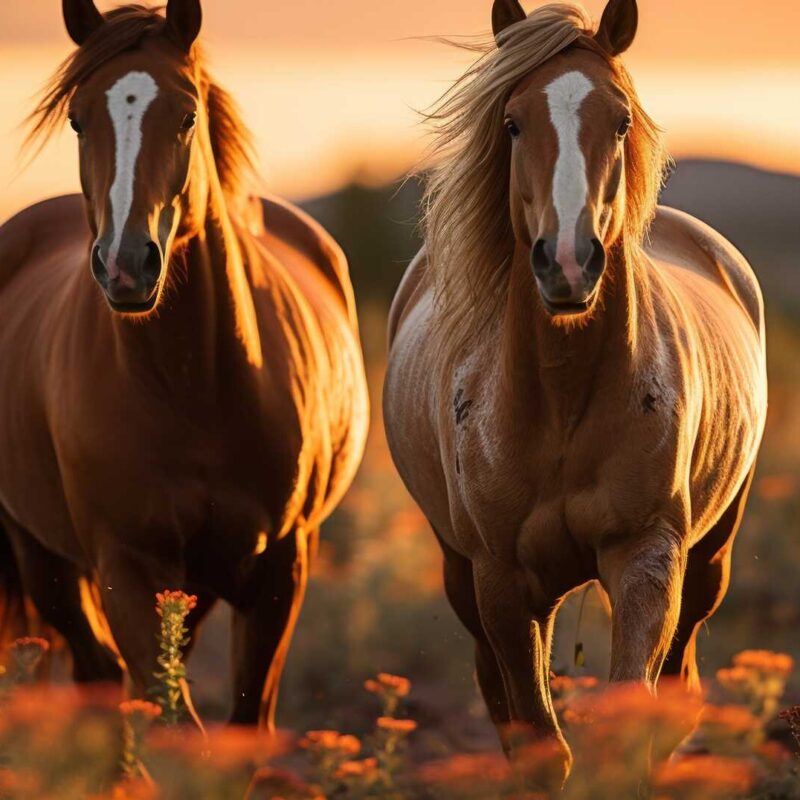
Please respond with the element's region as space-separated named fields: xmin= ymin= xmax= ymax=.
xmin=302 ymin=159 xmax=800 ymax=317
xmin=661 ymin=160 xmax=800 ymax=314
xmin=191 ymin=160 xmax=800 ymax=757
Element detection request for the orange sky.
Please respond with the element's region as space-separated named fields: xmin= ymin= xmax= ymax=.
xmin=1 ymin=1 xmax=799 ymax=216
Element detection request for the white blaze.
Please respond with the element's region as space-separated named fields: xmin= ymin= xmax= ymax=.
xmin=105 ymin=71 xmax=158 ymax=277
xmin=544 ymin=71 xmax=593 ymax=294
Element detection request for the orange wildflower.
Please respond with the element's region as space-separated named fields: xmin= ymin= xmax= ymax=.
xmin=299 ymin=730 xmax=361 ymax=756
xmin=247 ymin=767 xmax=324 ymax=800
xmin=335 ymin=757 xmax=379 ymax=779
xmin=757 ymin=740 xmax=794 ymax=766
xmin=653 ymin=755 xmax=754 ymax=793
xmin=550 ymin=674 xmax=598 ymax=695
xmin=147 ymin=724 xmax=290 ymax=766
xmin=0 ymin=768 xmax=41 ymax=794
xmin=364 ymin=672 xmax=411 ymax=697
xmin=698 ymin=704 xmax=758 ymax=735
xmin=716 ymin=666 xmax=753 ymax=687
xmin=416 ymin=753 xmax=510 ymax=789
xmin=566 ymin=678 xmax=700 ymax=729
xmin=550 ymin=675 xmax=575 ymax=694
xmin=119 ymin=700 xmax=162 ymax=721
xmin=732 ymin=650 xmax=794 ymax=676
xmin=154 ymin=590 xmax=197 ymax=617
xmin=376 ymin=717 xmax=417 ymax=734
xmin=109 ymin=777 xmax=159 ymax=799
xmin=334 ymin=734 xmax=361 ymax=755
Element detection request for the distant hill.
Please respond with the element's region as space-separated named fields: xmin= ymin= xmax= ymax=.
xmin=301 ymin=159 xmax=800 ymax=317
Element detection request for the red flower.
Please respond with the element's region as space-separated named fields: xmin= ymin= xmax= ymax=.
xmin=154 ymin=590 xmax=198 ymax=617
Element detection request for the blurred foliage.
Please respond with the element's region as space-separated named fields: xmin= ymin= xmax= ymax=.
xmin=1 ymin=636 xmax=800 ymax=798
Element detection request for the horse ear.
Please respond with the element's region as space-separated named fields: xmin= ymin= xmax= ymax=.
xmin=62 ymin=0 xmax=104 ymax=46
xmin=492 ymin=0 xmax=527 ymax=43
xmin=166 ymin=0 xmax=203 ymax=52
xmin=595 ymin=0 xmax=638 ymax=57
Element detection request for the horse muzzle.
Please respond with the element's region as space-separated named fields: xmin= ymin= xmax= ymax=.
xmin=531 ymin=236 xmax=605 ymax=316
xmin=91 ymin=238 xmax=163 ymax=313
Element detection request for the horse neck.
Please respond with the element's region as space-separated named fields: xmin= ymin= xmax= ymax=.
xmin=497 ymin=238 xmax=645 ymax=425
xmin=109 ymin=173 xmax=263 ymax=390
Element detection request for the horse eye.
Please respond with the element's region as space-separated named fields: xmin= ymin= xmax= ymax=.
xmin=617 ymin=116 xmax=632 ymax=138
xmin=69 ymin=116 xmax=83 ymax=135
xmin=181 ymin=112 xmax=197 ymax=132
xmin=505 ymin=118 xmax=521 ymax=139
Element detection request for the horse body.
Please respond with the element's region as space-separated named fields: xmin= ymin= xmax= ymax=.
xmin=387 ymin=205 xmax=764 ymax=571
xmin=386 ymin=204 xmax=765 ymax=780
xmin=384 ymin=0 xmax=766 ymax=785
xmin=0 ymin=0 xmax=367 ymax=726
xmin=0 ymin=192 xmax=364 ymax=566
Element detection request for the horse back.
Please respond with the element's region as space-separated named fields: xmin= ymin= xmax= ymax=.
xmin=387 ymin=247 xmax=429 ymax=348
xmin=0 ymin=195 xmax=88 ymax=292
xmin=250 ymin=194 xmax=358 ymax=331
xmin=646 ymin=206 xmax=764 ymax=337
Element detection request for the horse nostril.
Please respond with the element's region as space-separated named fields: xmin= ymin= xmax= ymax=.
xmin=531 ymin=239 xmax=549 ymax=276
xmin=585 ymin=238 xmax=606 ymax=279
xmin=91 ymin=245 xmax=107 ymax=283
xmin=141 ymin=241 xmax=162 ymax=284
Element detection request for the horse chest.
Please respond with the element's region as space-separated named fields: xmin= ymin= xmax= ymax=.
xmin=52 ymin=376 xmax=308 ymax=545
xmin=449 ymin=392 xmax=681 ymax=562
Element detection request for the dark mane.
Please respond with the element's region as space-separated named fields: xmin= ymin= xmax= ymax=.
xmin=26 ymin=4 xmax=255 ymax=198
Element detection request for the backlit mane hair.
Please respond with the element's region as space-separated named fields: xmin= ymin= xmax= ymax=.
xmin=421 ymin=2 xmax=668 ymax=358
xmin=26 ymin=4 xmax=254 ymax=199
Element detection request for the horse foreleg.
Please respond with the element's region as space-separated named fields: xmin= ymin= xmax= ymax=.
xmin=598 ymin=528 xmax=686 ymax=686
xmin=230 ymin=527 xmax=309 ymax=730
xmin=439 ymin=539 xmax=509 ymax=727
xmin=97 ymin=538 xmax=186 ymax=696
xmin=473 ymin=557 xmax=571 ymax=790
xmin=4 ymin=519 xmax=121 ymax=684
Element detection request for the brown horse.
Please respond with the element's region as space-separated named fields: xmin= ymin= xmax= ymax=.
xmin=384 ymin=0 xmax=766 ymax=786
xmin=0 ymin=1 xmax=368 ymax=728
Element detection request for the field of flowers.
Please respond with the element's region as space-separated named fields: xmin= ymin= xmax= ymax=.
xmin=1 ymin=612 xmax=799 ymax=798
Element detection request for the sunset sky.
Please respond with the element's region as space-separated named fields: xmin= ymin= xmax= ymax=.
xmin=1 ymin=0 xmax=799 ymax=217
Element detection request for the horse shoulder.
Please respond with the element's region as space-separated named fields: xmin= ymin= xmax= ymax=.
xmin=0 ymin=195 xmax=87 ymax=289
xmin=252 ymin=194 xmax=358 ymax=329
xmin=647 ymin=206 xmax=765 ymax=336
xmin=387 ymin=247 xmax=429 ymax=348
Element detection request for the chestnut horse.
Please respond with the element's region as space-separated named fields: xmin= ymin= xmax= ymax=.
xmin=0 ymin=1 xmax=368 ymax=728
xmin=384 ymin=0 xmax=766 ymax=785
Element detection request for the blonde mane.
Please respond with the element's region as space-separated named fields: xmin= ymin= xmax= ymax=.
xmin=420 ymin=2 xmax=668 ymax=360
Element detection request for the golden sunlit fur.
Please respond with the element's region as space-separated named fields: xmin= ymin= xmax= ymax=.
xmin=421 ymin=2 xmax=667 ymax=364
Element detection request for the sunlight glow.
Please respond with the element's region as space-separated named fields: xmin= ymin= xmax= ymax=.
xmin=1 ymin=44 xmax=798 ymax=221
